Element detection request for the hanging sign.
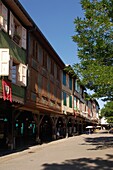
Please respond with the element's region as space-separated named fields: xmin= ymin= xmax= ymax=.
xmin=2 ymin=80 xmax=12 ymax=102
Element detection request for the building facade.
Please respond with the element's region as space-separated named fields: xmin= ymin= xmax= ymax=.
xmin=0 ymin=0 xmax=100 ymax=151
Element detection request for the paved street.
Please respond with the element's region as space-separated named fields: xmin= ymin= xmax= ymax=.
xmin=0 ymin=130 xmax=113 ymax=170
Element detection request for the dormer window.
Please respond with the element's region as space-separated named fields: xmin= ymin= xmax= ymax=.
xmin=0 ymin=2 xmax=8 ymax=32
xmin=9 ymin=12 xmax=27 ymax=49
xmin=13 ymin=22 xmax=21 ymax=45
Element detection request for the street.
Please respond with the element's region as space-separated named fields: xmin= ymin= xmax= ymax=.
xmin=0 ymin=130 xmax=113 ymax=170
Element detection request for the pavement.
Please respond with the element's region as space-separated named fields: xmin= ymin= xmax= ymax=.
xmin=0 ymin=129 xmax=109 ymax=159
xmin=0 ymin=135 xmax=75 ymax=161
xmin=0 ymin=129 xmax=113 ymax=170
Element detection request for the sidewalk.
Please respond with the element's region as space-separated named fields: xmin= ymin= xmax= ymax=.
xmin=0 ymin=130 xmax=110 ymax=160
xmin=0 ymin=136 xmax=71 ymax=160
xmin=0 ymin=130 xmax=113 ymax=170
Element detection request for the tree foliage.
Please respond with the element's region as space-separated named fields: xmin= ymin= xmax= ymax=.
xmin=101 ymin=101 xmax=113 ymax=123
xmin=72 ymin=0 xmax=113 ymax=101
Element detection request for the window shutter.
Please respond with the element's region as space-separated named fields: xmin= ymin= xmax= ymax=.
xmin=9 ymin=12 xmax=14 ymax=37
xmin=22 ymin=27 xmax=27 ymax=49
xmin=0 ymin=16 xmax=3 ymax=27
xmin=22 ymin=64 xmax=27 ymax=86
xmin=0 ymin=48 xmax=10 ymax=76
xmin=17 ymin=63 xmax=27 ymax=86
xmin=2 ymin=4 xmax=8 ymax=32
xmin=0 ymin=3 xmax=3 ymax=27
xmin=17 ymin=64 xmax=21 ymax=85
xmin=8 ymin=58 xmax=13 ymax=80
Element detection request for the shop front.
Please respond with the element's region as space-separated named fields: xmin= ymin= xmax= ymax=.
xmin=39 ymin=115 xmax=53 ymax=143
xmin=14 ymin=111 xmax=36 ymax=148
xmin=0 ymin=100 xmax=12 ymax=151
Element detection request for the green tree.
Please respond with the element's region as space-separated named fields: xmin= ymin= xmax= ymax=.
xmin=72 ymin=0 xmax=113 ymax=101
xmin=101 ymin=101 xmax=113 ymax=123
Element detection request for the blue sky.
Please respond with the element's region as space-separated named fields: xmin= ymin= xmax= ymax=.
xmin=19 ymin=0 xmax=105 ymax=109
xmin=19 ymin=0 xmax=83 ymax=65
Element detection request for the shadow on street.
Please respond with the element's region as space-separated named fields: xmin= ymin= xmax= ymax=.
xmin=42 ymin=154 xmax=113 ymax=170
xmin=83 ymin=136 xmax=113 ymax=150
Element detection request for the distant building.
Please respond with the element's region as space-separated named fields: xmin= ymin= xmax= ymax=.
xmin=101 ymin=117 xmax=109 ymax=129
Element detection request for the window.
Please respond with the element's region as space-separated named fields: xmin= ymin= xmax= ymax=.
xmin=9 ymin=12 xmax=26 ymax=49
xmin=63 ymin=92 xmax=67 ymax=106
xmin=74 ymin=97 xmax=80 ymax=110
xmin=38 ymin=74 xmax=42 ymax=93
xmin=54 ymin=63 xmax=57 ymax=79
xmin=69 ymin=76 xmax=72 ymax=90
xmin=13 ymin=19 xmax=21 ymax=45
xmin=57 ymin=88 xmax=61 ymax=103
xmin=57 ymin=66 xmax=60 ymax=81
xmin=75 ymin=79 xmax=80 ymax=92
xmin=33 ymin=40 xmax=38 ymax=60
xmin=43 ymin=51 xmax=47 ymax=68
xmin=50 ymin=59 xmax=54 ymax=75
xmin=38 ymin=46 xmax=43 ymax=64
xmin=47 ymin=81 xmax=50 ymax=97
xmin=12 ymin=65 xmax=16 ymax=84
xmin=47 ymin=55 xmax=51 ymax=72
xmin=9 ymin=61 xmax=27 ymax=86
xmin=21 ymin=27 xmax=27 ymax=49
xmin=74 ymin=97 xmax=77 ymax=109
xmin=63 ymin=71 xmax=66 ymax=86
xmin=69 ymin=96 xmax=72 ymax=108
xmin=0 ymin=3 xmax=8 ymax=32
xmin=77 ymin=98 xmax=80 ymax=110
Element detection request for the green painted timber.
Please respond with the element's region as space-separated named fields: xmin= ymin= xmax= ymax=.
xmin=0 ymin=31 xmax=26 ymax=64
xmin=12 ymin=83 xmax=25 ymax=98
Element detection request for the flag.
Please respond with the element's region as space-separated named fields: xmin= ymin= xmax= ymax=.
xmin=2 ymin=80 xmax=12 ymax=102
